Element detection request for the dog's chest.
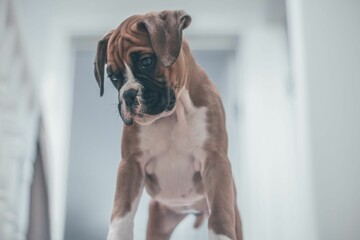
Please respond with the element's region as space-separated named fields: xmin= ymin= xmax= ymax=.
xmin=139 ymin=104 xmax=208 ymax=205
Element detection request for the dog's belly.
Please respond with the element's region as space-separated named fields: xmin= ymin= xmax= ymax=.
xmin=139 ymin=92 xmax=208 ymax=209
xmin=144 ymin=153 xmax=205 ymax=207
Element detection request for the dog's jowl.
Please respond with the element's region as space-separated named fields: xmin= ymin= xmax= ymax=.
xmin=94 ymin=10 xmax=243 ymax=240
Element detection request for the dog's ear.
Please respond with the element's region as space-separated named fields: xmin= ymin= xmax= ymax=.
xmin=137 ymin=10 xmax=191 ymax=67
xmin=94 ymin=31 xmax=113 ymax=97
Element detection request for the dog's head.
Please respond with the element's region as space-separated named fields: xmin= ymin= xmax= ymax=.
xmin=94 ymin=10 xmax=191 ymax=125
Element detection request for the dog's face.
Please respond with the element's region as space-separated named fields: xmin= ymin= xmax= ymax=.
xmin=94 ymin=11 xmax=191 ymax=125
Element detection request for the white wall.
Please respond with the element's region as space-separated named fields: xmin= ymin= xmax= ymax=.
xmin=287 ymin=0 xmax=360 ymax=239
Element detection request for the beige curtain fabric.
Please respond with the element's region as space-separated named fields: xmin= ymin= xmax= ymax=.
xmin=27 ymin=121 xmax=51 ymax=240
xmin=0 ymin=0 xmax=44 ymax=239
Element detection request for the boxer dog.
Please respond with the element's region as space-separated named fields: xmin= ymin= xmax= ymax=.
xmin=94 ymin=10 xmax=243 ymax=240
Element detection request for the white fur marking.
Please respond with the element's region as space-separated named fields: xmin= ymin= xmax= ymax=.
xmin=107 ymin=191 xmax=142 ymax=240
xmin=118 ymin=64 xmax=143 ymax=120
xmin=139 ymin=90 xmax=208 ymax=205
xmin=209 ymin=229 xmax=232 ymax=240
xmin=119 ymin=64 xmax=142 ymax=101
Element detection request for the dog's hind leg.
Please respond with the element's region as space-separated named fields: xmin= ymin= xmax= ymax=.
xmin=146 ymin=200 xmax=186 ymax=240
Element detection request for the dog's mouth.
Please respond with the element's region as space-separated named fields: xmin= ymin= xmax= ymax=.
xmin=118 ymin=103 xmax=134 ymax=126
xmin=118 ymin=88 xmax=176 ymax=126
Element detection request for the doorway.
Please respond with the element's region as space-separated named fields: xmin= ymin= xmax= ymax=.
xmin=65 ymin=35 xmax=240 ymax=240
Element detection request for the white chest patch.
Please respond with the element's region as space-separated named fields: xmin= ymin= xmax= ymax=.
xmin=139 ymin=90 xmax=208 ymax=206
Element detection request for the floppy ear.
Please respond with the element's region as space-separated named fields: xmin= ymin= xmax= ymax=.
xmin=137 ymin=10 xmax=191 ymax=67
xmin=94 ymin=31 xmax=113 ymax=97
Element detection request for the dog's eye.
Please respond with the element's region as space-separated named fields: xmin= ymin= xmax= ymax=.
xmin=108 ymin=74 xmax=124 ymax=86
xmin=109 ymin=75 xmax=118 ymax=81
xmin=139 ymin=56 xmax=154 ymax=71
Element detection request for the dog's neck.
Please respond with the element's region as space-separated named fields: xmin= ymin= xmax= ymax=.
xmin=180 ymin=40 xmax=213 ymax=108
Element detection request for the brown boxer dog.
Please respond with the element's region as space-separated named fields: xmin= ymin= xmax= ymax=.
xmin=94 ymin=10 xmax=243 ymax=240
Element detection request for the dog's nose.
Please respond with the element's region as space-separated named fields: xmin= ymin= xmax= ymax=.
xmin=123 ymin=89 xmax=138 ymax=107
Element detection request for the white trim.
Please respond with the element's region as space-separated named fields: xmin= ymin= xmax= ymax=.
xmin=286 ymin=0 xmax=318 ymax=239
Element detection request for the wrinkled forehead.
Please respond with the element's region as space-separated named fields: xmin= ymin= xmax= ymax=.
xmin=106 ymin=15 xmax=153 ymax=73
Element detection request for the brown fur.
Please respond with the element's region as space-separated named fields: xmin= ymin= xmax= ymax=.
xmin=95 ymin=10 xmax=243 ymax=240
xmin=110 ymin=125 xmax=143 ymax=220
xmin=145 ymin=171 xmax=162 ymax=196
xmin=110 ymin=157 xmax=143 ymax=220
xmin=146 ymin=200 xmax=186 ymax=240
xmin=192 ymin=171 xmax=205 ymax=194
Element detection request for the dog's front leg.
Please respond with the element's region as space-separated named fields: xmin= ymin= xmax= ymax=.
xmin=107 ymin=158 xmax=144 ymax=240
xmin=203 ymin=152 xmax=239 ymax=240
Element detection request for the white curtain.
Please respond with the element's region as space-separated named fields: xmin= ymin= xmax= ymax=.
xmin=0 ymin=0 xmax=41 ymax=239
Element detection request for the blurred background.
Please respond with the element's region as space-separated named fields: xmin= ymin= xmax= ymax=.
xmin=0 ymin=0 xmax=359 ymax=240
